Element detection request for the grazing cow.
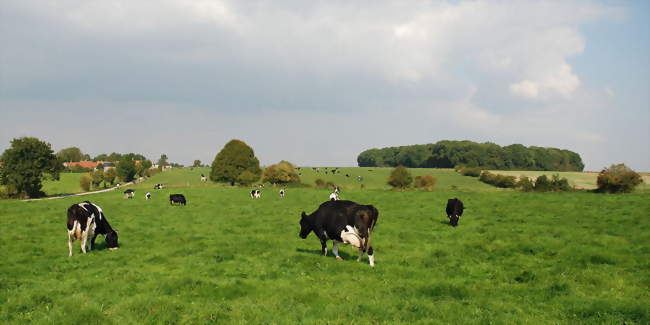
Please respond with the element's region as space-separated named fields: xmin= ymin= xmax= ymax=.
xmin=154 ymin=184 xmax=164 ymax=190
xmin=145 ymin=192 xmax=151 ymax=200
xmin=67 ymin=201 xmax=119 ymax=256
xmin=446 ymin=198 xmax=464 ymax=227
xmin=329 ymin=192 xmax=340 ymax=201
xmin=279 ymin=189 xmax=285 ymax=198
xmin=258 ymin=184 xmax=265 ymax=188
xmin=124 ymin=189 xmax=135 ymax=199
xmin=250 ymin=190 xmax=261 ymax=198
xmin=170 ymin=194 xmax=186 ymax=205
xmin=200 ymin=174 xmax=207 ymax=182
xmin=299 ymin=200 xmax=378 ymax=266
xmin=115 ymin=183 xmax=121 ymax=189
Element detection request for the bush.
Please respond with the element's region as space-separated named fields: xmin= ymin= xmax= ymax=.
xmin=91 ymin=170 xmax=104 ymax=189
xmin=388 ymin=166 xmax=413 ymax=189
xmin=517 ymin=176 xmax=535 ymax=192
xmin=0 ymin=185 xmax=17 ymax=199
xmin=236 ymin=170 xmax=260 ymax=186
xmin=80 ymin=174 xmax=91 ymax=192
xmin=550 ymin=174 xmax=570 ymax=192
xmin=596 ymin=164 xmax=643 ymax=193
xmin=262 ymin=161 xmax=300 ymax=184
xmin=459 ymin=167 xmax=481 ymax=177
xmin=145 ymin=168 xmax=161 ymax=177
xmin=534 ymin=175 xmax=551 ymax=192
xmin=479 ymin=171 xmax=516 ymax=188
xmin=103 ymin=168 xmax=117 ymax=185
xmin=314 ymin=178 xmax=325 ymax=188
xmin=414 ymin=175 xmax=437 ymax=190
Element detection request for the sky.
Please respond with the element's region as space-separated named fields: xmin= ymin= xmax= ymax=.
xmin=1 ymin=0 xmax=648 ymax=170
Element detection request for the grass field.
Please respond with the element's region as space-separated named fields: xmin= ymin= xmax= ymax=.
xmin=1 ymin=168 xmax=649 ymax=324
xmin=41 ymin=173 xmax=85 ymax=196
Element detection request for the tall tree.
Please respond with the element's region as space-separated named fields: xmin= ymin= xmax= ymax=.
xmin=0 ymin=137 xmax=63 ymax=198
xmin=57 ymin=147 xmax=85 ymax=162
xmin=193 ymin=160 xmax=202 ymax=167
xmin=158 ymin=154 xmax=169 ymax=169
xmin=103 ymin=168 xmax=117 ymax=186
xmin=116 ymin=157 xmax=137 ymax=182
xmin=210 ymin=140 xmax=261 ymax=186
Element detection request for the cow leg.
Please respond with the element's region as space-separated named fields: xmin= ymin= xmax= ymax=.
xmin=333 ymin=241 xmax=342 ymax=260
xmin=90 ymin=233 xmax=99 ymax=250
xmin=367 ymin=246 xmax=375 ymax=267
xmin=357 ymin=247 xmax=364 ymax=262
xmin=67 ymin=231 xmax=74 ymax=257
xmin=321 ymin=240 xmax=328 ymax=256
xmin=80 ymin=231 xmax=88 ymax=254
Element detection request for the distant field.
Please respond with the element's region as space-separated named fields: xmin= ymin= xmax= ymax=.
xmin=489 ymin=170 xmax=650 ymax=191
xmin=1 ymin=167 xmax=648 ymax=324
xmin=41 ymin=173 xmax=85 ymax=196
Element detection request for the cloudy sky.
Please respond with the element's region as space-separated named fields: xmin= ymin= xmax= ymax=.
xmin=1 ymin=0 xmax=648 ymax=170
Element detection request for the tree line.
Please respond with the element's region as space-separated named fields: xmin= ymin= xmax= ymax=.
xmin=357 ymin=140 xmax=585 ymax=171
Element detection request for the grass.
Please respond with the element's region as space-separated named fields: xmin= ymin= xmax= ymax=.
xmin=1 ymin=168 xmax=649 ymax=324
xmin=41 ymin=173 xmax=86 ymax=196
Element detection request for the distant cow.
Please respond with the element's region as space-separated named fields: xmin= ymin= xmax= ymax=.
xmin=200 ymin=174 xmax=207 ymax=182
xmin=334 ymin=186 xmax=340 ymax=194
xmin=67 ymin=201 xmax=119 ymax=256
xmin=279 ymin=189 xmax=285 ymax=198
xmin=124 ymin=189 xmax=135 ymax=199
xmin=446 ymin=198 xmax=464 ymax=227
xmin=170 ymin=194 xmax=186 ymax=205
xmin=329 ymin=192 xmax=339 ymax=201
xmin=145 ymin=192 xmax=151 ymax=200
xmin=250 ymin=190 xmax=261 ymax=199
xmin=299 ymin=200 xmax=378 ymax=266
xmin=154 ymin=184 xmax=164 ymax=190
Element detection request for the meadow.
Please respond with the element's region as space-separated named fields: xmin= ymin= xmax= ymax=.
xmin=1 ymin=167 xmax=648 ymax=324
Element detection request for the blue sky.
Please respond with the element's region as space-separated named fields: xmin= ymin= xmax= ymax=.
xmin=1 ymin=0 xmax=648 ymax=170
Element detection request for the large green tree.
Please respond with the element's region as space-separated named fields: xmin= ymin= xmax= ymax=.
xmin=116 ymin=157 xmax=137 ymax=182
xmin=210 ymin=140 xmax=261 ymax=186
xmin=57 ymin=147 xmax=85 ymax=162
xmin=0 ymin=137 xmax=63 ymax=198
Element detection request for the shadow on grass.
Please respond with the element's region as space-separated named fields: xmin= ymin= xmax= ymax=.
xmin=296 ymin=248 xmax=353 ymax=259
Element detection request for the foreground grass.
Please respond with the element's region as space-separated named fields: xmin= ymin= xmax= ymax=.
xmin=1 ymin=172 xmax=649 ymax=324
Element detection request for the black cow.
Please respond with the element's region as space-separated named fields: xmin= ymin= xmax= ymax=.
xmin=299 ymin=200 xmax=378 ymax=266
xmin=446 ymin=198 xmax=464 ymax=227
xmin=67 ymin=201 xmax=119 ymax=256
xmin=123 ymin=189 xmax=135 ymax=199
xmin=170 ymin=194 xmax=186 ymax=205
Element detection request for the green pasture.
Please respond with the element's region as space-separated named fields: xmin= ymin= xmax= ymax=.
xmin=1 ymin=168 xmax=649 ymax=324
xmin=41 ymin=173 xmax=85 ymax=196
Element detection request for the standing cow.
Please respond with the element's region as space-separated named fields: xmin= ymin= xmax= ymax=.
xmin=279 ymin=188 xmax=285 ymax=198
xmin=446 ymin=198 xmax=464 ymax=227
xmin=123 ymin=189 xmax=135 ymax=199
xmin=170 ymin=194 xmax=186 ymax=205
xmin=250 ymin=190 xmax=261 ymax=198
xmin=67 ymin=201 xmax=119 ymax=256
xmin=299 ymin=200 xmax=378 ymax=266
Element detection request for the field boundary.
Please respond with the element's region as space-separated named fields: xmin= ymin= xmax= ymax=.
xmin=21 ymin=181 xmax=135 ymax=202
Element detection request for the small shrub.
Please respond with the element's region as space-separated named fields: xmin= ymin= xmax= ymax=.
xmin=388 ymin=166 xmax=413 ymax=189
xmin=479 ymin=171 xmax=516 ymax=188
xmin=534 ymin=175 xmax=551 ymax=192
xmin=80 ymin=174 xmax=91 ymax=192
xmin=414 ymin=175 xmax=437 ymax=190
xmin=460 ymin=167 xmax=481 ymax=177
xmin=314 ymin=178 xmax=325 ymax=189
xmin=91 ymin=170 xmax=104 ymax=189
xmin=0 ymin=185 xmax=18 ymax=199
xmin=550 ymin=174 xmax=570 ymax=191
xmin=596 ymin=163 xmax=643 ymax=193
xmin=517 ymin=176 xmax=535 ymax=192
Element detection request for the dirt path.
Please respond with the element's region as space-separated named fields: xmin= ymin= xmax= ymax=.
xmin=22 ymin=181 xmax=135 ymax=202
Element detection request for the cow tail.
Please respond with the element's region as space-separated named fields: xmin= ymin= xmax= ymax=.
xmin=364 ymin=209 xmax=377 ymax=253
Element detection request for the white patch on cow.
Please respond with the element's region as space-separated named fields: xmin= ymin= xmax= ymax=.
xmin=340 ymin=225 xmax=362 ymax=248
xmin=329 ymin=192 xmax=339 ymax=201
xmin=368 ymin=253 xmax=375 ymax=267
xmin=323 ymin=247 xmax=327 ymax=256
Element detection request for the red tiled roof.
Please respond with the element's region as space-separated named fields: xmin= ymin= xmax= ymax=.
xmin=67 ymin=161 xmax=99 ymax=169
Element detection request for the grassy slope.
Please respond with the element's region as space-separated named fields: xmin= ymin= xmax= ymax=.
xmin=1 ymin=168 xmax=649 ymax=324
xmin=41 ymin=173 xmax=85 ymax=196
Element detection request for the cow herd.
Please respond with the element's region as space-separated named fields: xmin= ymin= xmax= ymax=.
xmin=67 ymin=182 xmax=466 ymax=267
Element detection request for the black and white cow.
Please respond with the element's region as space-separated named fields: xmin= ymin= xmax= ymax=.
xmin=145 ymin=192 xmax=151 ymax=200
xmin=124 ymin=189 xmax=135 ymax=199
xmin=250 ymin=189 xmax=261 ymax=198
xmin=67 ymin=201 xmax=119 ymax=256
xmin=329 ymin=192 xmax=339 ymax=201
xmin=446 ymin=198 xmax=464 ymax=227
xmin=200 ymin=174 xmax=207 ymax=182
xmin=170 ymin=194 xmax=186 ymax=205
xmin=279 ymin=189 xmax=285 ymax=198
xmin=299 ymin=200 xmax=378 ymax=266
xmin=154 ymin=184 xmax=164 ymax=190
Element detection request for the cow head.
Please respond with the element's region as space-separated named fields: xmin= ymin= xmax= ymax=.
xmin=449 ymin=215 xmax=459 ymax=227
xmin=299 ymin=211 xmax=312 ymax=239
xmin=106 ymin=230 xmax=119 ymax=250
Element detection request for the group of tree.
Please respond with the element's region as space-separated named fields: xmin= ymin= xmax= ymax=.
xmin=357 ymin=140 xmax=585 ymax=171
xmin=57 ymin=147 xmax=90 ymax=162
xmin=92 ymin=152 xmax=146 ymax=162
xmin=387 ymin=166 xmax=436 ymax=190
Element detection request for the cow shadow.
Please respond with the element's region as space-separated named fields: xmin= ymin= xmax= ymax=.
xmin=296 ymin=248 xmax=353 ymax=260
